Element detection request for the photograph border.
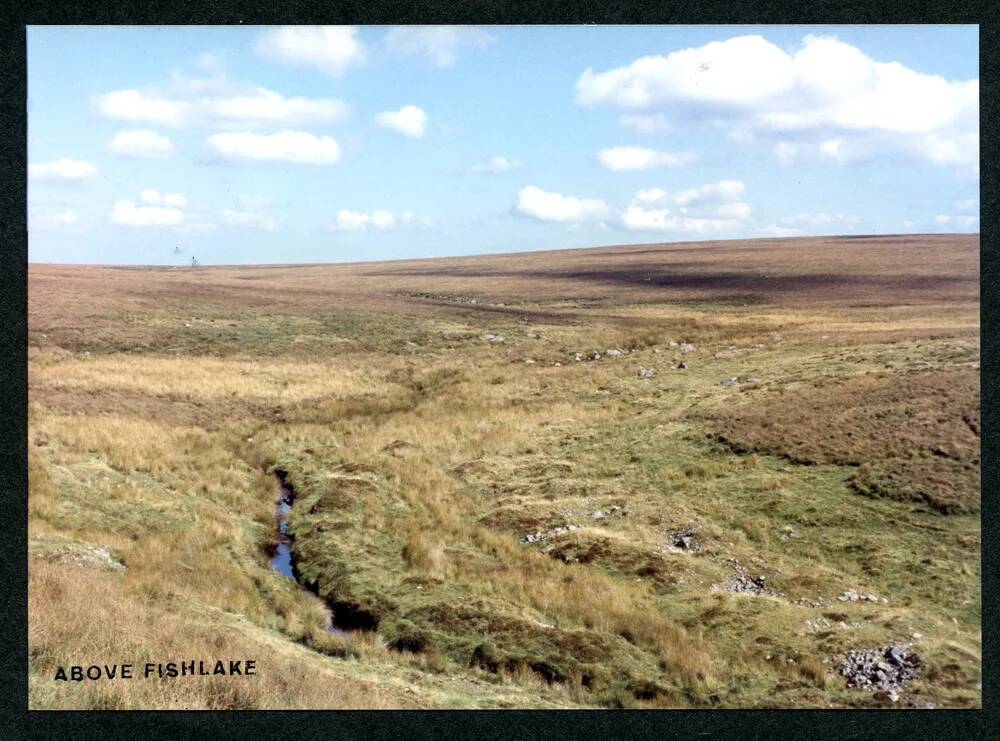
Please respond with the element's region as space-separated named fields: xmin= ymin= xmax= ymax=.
xmin=2 ymin=2 xmax=995 ymax=738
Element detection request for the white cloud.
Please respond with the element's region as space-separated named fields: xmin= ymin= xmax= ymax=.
xmin=108 ymin=189 xmax=201 ymax=229
xmin=94 ymin=86 xmax=349 ymax=130
xmin=757 ymin=224 xmax=802 ymax=237
xmin=31 ymin=209 xmax=89 ymax=234
xmin=576 ymin=34 xmax=978 ymax=167
xmin=110 ymin=201 xmax=186 ymax=228
xmin=619 ymin=113 xmax=671 ymax=134
xmin=935 ymin=214 xmax=951 ymax=225
xmin=201 ymin=88 xmax=350 ymax=128
xmin=903 ymin=220 xmax=915 ymax=230
xmin=620 ymin=180 xmax=751 ymax=234
xmin=93 ymin=89 xmax=191 ymax=128
xmin=375 ymin=106 xmax=428 ymax=138
xmin=778 ymin=212 xmax=859 ymax=227
xmin=384 ymin=26 xmax=495 ymax=68
xmin=515 ymin=186 xmax=609 ymax=223
xmin=106 ymin=130 xmax=175 ymax=159
xmin=955 ymin=197 xmax=978 ymax=213
xmin=207 ymin=131 xmax=341 ymax=164
xmin=597 ymin=145 xmax=696 ymax=171
xmin=472 ymin=155 xmax=521 ymax=173
xmin=332 ymin=209 xmax=400 ymax=232
xmin=28 ymin=159 xmax=98 ymax=181
xmin=257 ymin=26 xmax=365 ymax=76
xmin=139 ymin=189 xmax=188 ymax=208
xmin=220 ymin=209 xmax=278 ymax=232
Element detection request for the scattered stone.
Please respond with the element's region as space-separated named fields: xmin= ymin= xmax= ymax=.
xmin=639 ymin=367 xmax=657 ymax=378
xmin=667 ymin=340 xmax=679 ymax=348
xmin=838 ymin=644 xmax=921 ymax=696
xmin=481 ymin=333 xmax=505 ymax=343
xmin=524 ymin=358 xmax=535 ymax=364
xmin=679 ymin=343 xmax=695 ymax=354
xmin=723 ymin=574 xmax=780 ymax=596
xmin=605 ymin=348 xmax=622 ymax=357
xmin=838 ymin=589 xmax=885 ymax=603
xmin=752 ymin=343 xmax=766 ymax=350
xmin=676 ymin=361 xmax=687 ymax=370
xmin=519 ymin=523 xmax=583 ymax=545
xmin=720 ymin=377 xmax=739 ymax=386
xmin=83 ymin=351 xmax=91 ymax=358
xmin=665 ymin=525 xmax=700 ymax=553
xmin=806 ymin=617 xmax=832 ymax=633
xmin=779 ymin=525 xmax=796 ymax=541
xmin=745 ymin=377 xmax=761 ymax=385
xmin=573 ymin=353 xmax=584 ymax=362
xmin=49 ymin=544 xmax=125 ymax=571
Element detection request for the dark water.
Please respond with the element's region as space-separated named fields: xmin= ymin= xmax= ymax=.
xmin=270 ymin=484 xmax=295 ymax=578
xmin=270 ymin=477 xmax=349 ymax=638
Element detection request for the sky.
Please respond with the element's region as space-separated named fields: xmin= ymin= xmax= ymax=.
xmin=27 ymin=25 xmax=979 ymax=265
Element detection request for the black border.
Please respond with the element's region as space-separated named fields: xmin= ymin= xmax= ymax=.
xmin=3 ymin=3 xmax=995 ymax=739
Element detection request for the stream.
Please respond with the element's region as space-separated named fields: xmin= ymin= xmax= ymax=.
xmin=270 ymin=473 xmax=349 ymax=638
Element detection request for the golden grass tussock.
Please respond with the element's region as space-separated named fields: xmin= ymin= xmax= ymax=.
xmin=31 ymin=352 xmax=389 ymax=402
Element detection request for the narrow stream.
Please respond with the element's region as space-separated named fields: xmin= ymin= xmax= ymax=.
xmin=270 ymin=472 xmax=349 ymax=638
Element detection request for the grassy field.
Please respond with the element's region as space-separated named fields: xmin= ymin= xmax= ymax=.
xmin=27 ymin=234 xmax=981 ymax=709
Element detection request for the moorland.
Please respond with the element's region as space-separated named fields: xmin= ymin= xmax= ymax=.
xmin=27 ymin=234 xmax=981 ymax=709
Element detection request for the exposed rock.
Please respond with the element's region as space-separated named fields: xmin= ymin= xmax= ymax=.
xmin=639 ymin=367 xmax=657 ymax=378
xmin=605 ymin=348 xmax=622 ymax=357
xmin=665 ymin=525 xmax=700 ymax=552
xmin=838 ymin=589 xmax=886 ymax=603
xmin=838 ymin=644 xmax=921 ymax=697
xmin=519 ymin=523 xmax=583 ymax=545
xmin=720 ymin=377 xmax=739 ymax=386
xmin=722 ymin=574 xmax=780 ymax=596
xmin=49 ymin=544 xmax=125 ymax=572
xmin=679 ymin=343 xmax=695 ymax=353
xmin=667 ymin=340 xmax=679 ymax=348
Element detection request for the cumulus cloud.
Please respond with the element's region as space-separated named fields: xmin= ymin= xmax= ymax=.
xmin=110 ymin=201 xmax=186 ymax=228
xmin=375 ymin=106 xmax=428 ymax=138
xmin=778 ymin=212 xmax=859 ymax=228
xmin=257 ymin=26 xmax=365 ymax=76
xmin=28 ymin=159 xmax=98 ymax=181
xmin=621 ymin=180 xmax=751 ymax=233
xmin=207 ymin=131 xmax=341 ymax=164
xmin=140 ymin=189 xmax=187 ymax=207
xmin=597 ymin=145 xmax=696 ymax=171
xmin=31 ymin=209 xmax=89 ymax=234
xmin=577 ymin=34 xmax=978 ymax=167
xmin=472 ymin=156 xmax=521 ymax=173
xmin=757 ymin=224 xmax=802 ymax=238
xmin=515 ymin=186 xmax=609 ymax=223
xmin=106 ymin=130 xmax=175 ymax=159
xmin=935 ymin=214 xmax=951 ymax=225
xmin=384 ymin=26 xmax=495 ymax=68
xmin=220 ymin=209 xmax=278 ymax=231
xmin=108 ymin=189 xmax=206 ymax=229
xmin=331 ymin=209 xmax=399 ymax=232
xmin=619 ymin=113 xmax=671 ymax=134
xmin=93 ymin=85 xmax=350 ymax=129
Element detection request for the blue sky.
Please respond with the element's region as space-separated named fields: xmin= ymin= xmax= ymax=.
xmin=28 ymin=25 xmax=979 ymax=265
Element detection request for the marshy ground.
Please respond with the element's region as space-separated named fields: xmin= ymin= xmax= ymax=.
xmin=27 ymin=234 xmax=981 ymax=709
